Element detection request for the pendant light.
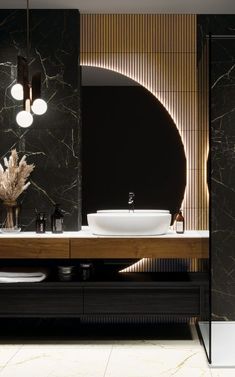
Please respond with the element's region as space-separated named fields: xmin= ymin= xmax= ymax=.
xmin=11 ymin=0 xmax=47 ymax=128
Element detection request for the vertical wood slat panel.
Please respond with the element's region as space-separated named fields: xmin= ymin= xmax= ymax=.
xmin=81 ymin=14 xmax=196 ymax=53
xmin=80 ymin=14 xmax=208 ymax=231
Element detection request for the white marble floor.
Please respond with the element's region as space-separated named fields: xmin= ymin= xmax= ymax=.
xmin=0 ymin=326 xmax=234 ymax=377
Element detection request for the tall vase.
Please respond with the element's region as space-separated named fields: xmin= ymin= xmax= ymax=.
xmin=1 ymin=201 xmax=21 ymax=232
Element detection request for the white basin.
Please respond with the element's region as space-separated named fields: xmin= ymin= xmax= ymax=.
xmin=87 ymin=211 xmax=171 ymax=236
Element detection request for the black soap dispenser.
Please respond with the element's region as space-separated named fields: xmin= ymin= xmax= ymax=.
xmin=36 ymin=212 xmax=47 ymax=233
xmin=51 ymin=204 xmax=64 ymax=233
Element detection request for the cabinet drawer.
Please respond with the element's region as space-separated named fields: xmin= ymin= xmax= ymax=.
xmin=0 ymin=287 xmax=83 ymax=316
xmin=84 ymin=287 xmax=200 ymax=315
xmin=0 ymin=239 xmax=69 ymax=259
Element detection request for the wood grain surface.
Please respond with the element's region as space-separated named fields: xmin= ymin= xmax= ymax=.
xmin=0 ymin=239 xmax=69 ymax=259
xmin=70 ymin=237 xmax=209 ymax=259
xmin=0 ymin=236 xmax=208 ymax=259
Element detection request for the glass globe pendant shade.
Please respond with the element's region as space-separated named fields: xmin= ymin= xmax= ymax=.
xmin=11 ymin=83 xmax=24 ymax=100
xmin=16 ymin=110 xmax=33 ymax=128
xmin=31 ymin=98 xmax=47 ymax=115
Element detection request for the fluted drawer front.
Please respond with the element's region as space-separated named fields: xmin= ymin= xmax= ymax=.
xmin=0 ymin=286 xmax=83 ymax=316
xmin=84 ymin=287 xmax=200 ymax=315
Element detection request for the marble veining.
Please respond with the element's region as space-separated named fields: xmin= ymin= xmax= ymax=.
xmin=198 ymin=15 xmax=235 ymax=320
xmin=0 ymin=327 xmax=214 ymax=377
xmin=0 ymin=10 xmax=81 ymax=231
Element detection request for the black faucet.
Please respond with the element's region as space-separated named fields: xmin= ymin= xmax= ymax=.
xmin=128 ymin=192 xmax=135 ymax=212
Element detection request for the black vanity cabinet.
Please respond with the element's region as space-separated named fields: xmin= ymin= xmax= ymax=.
xmin=0 ymin=234 xmax=209 ymax=320
xmin=0 ymin=274 xmax=207 ymax=319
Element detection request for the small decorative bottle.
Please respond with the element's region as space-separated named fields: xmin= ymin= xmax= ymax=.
xmin=51 ymin=204 xmax=64 ymax=233
xmin=80 ymin=263 xmax=93 ymax=281
xmin=36 ymin=212 xmax=46 ymax=233
xmin=175 ymin=209 xmax=185 ymax=234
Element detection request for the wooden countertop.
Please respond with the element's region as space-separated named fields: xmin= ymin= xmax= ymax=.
xmin=0 ymin=228 xmax=209 ymax=259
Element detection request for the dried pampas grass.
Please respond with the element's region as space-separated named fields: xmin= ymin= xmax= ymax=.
xmin=0 ymin=149 xmax=35 ymax=203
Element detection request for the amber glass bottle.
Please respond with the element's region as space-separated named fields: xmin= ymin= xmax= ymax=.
xmin=51 ymin=204 xmax=64 ymax=233
xmin=175 ymin=209 xmax=185 ymax=234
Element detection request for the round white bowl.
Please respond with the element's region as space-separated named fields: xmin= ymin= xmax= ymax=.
xmin=87 ymin=212 xmax=171 ymax=236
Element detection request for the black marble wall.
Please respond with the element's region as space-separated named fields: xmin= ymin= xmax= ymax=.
xmin=0 ymin=10 xmax=81 ymax=231
xmin=198 ymin=16 xmax=235 ymax=320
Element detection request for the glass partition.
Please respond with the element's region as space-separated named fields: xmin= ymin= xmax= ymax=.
xmin=209 ymin=34 xmax=235 ymax=367
xmin=197 ymin=35 xmax=211 ymax=363
xmin=199 ymin=33 xmax=235 ymax=367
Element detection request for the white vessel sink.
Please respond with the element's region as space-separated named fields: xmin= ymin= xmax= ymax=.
xmin=87 ymin=210 xmax=171 ymax=236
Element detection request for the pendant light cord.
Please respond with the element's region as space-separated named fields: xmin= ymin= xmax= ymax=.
xmin=26 ymin=0 xmax=30 ymax=61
